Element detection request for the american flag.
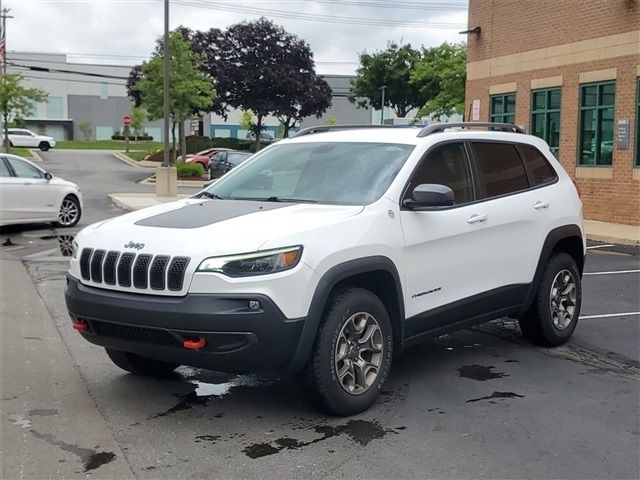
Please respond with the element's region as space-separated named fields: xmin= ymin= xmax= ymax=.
xmin=0 ymin=17 xmax=4 ymax=64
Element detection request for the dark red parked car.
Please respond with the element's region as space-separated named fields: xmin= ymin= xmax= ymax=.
xmin=184 ymin=148 xmax=231 ymax=170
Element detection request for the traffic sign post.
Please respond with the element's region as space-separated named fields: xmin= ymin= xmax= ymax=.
xmin=123 ymin=115 xmax=132 ymax=152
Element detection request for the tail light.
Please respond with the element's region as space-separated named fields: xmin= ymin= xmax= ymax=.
xmin=572 ymin=180 xmax=582 ymax=198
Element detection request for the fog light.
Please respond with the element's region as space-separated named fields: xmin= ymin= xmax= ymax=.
xmin=249 ymin=300 xmax=261 ymax=311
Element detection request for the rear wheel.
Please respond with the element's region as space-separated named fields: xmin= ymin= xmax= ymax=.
xmin=54 ymin=195 xmax=81 ymax=227
xmin=38 ymin=141 xmax=51 ymax=151
xmin=105 ymin=348 xmax=179 ymax=378
xmin=519 ymin=253 xmax=582 ymax=347
xmin=296 ymin=288 xmax=393 ymax=416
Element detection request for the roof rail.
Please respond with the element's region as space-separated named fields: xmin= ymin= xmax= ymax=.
xmin=292 ymin=124 xmax=415 ymax=138
xmin=417 ymin=122 xmax=525 ymax=137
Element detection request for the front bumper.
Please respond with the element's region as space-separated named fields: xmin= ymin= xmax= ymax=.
xmin=65 ymin=276 xmax=305 ymax=373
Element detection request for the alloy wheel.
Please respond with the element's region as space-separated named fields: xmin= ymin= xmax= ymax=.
xmin=58 ymin=198 xmax=79 ymax=226
xmin=549 ymin=269 xmax=577 ymax=330
xmin=334 ymin=311 xmax=384 ymax=395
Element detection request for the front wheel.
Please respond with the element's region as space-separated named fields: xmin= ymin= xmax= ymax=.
xmin=296 ymin=288 xmax=393 ymax=416
xmin=54 ymin=195 xmax=81 ymax=227
xmin=519 ymin=253 xmax=582 ymax=347
xmin=105 ymin=348 xmax=178 ymax=378
xmin=39 ymin=141 xmax=51 ymax=151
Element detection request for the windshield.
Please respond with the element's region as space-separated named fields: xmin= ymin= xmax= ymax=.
xmin=203 ymin=142 xmax=414 ymax=205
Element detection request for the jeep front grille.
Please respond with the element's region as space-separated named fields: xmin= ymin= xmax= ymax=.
xmin=79 ymin=248 xmax=190 ymax=292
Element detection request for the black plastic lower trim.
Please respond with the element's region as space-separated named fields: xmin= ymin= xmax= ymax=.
xmin=65 ymin=277 xmax=304 ymax=373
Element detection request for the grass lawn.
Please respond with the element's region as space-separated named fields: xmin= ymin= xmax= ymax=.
xmin=9 ymin=147 xmax=33 ymax=158
xmin=56 ymin=140 xmax=162 ymax=150
xmin=125 ymin=151 xmax=152 ymax=162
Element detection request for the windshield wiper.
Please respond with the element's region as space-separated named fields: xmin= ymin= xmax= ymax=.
xmin=265 ymin=196 xmax=318 ymax=204
xmin=198 ymin=191 xmax=225 ymax=200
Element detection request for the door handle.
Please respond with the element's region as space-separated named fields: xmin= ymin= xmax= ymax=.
xmin=467 ymin=213 xmax=488 ymax=224
xmin=534 ymin=201 xmax=550 ymax=210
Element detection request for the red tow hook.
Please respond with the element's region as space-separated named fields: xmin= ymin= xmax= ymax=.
xmin=73 ymin=320 xmax=88 ymax=332
xmin=183 ymin=337 xmax=206 ymax=350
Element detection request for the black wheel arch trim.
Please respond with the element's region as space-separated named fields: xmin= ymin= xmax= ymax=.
xmin=520 ymin=224 xmax=584 ymax=316
xmin=287 ymin=255 xmax=404 ymax=373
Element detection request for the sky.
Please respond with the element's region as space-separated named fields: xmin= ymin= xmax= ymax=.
xmin=5 ymin=0 xmax=469 ymax=75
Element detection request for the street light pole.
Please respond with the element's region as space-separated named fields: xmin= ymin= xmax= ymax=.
xmin=379 ymin=85 xmax=386 ymax=125
xmin=162 ymin=0 xmax=169 ymax=167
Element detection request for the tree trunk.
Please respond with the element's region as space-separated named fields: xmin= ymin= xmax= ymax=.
xmin=180 ymin=119 xmax=187 ymax=163
xmin=171 ymin=122 xmax=177 ymax=165
xmin=3 ymin=113 xmax=9 ymax=153
xmin=254 ymin=115 xmax=262 ymax=152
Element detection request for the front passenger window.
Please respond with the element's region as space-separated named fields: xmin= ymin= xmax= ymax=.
xmin=406 ymin=142 xmax=474 ymax=204
xmin=6 ymin=157 xmax=43 ymax=178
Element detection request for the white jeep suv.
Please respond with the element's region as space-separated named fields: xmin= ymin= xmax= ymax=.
xmin=65 ymin=123 xmax=585 ymax=415
xmin=5 ymin=128 xmax=56 ymax=151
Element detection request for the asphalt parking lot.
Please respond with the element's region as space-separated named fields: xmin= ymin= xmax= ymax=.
xmin=1 ymin=152 xmax=639 ymax=479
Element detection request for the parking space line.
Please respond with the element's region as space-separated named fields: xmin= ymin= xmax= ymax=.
xmin=579 ymin=312 xmax=640 ymax=320
xmin=586 ymin=244 xmax=614 ymax=250
xmin=584 ymin=269 xmax=640 ymax=276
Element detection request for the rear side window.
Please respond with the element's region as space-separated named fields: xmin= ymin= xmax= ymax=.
xmin=472 ymin=142 xmax=529 ymax=198
xmin=0 ymin=158 xmax=11 ymax=177
xmin=519 ymin=144 xmax=558 ymax=186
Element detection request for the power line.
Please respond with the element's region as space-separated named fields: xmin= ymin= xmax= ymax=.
xmin=173 ymin=0 xmax=466 ymax=28
xmin=19 ymin=73 xmax=127 ymax=86
xmin=7 ymin=61 xmax=129 ymax=79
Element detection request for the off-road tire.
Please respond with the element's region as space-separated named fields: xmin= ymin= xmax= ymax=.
xmin=296 ymin=288 xmax=393 ymax=416
xmin=519 ymin=253 xmax=582 ymax=347
xmin=105 ymin=348 xmax=179 ymax=378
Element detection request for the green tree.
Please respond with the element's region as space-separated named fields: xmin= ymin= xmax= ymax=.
xmin=78 ymin=121 xmax=93 ymax=141
xmin=130 ymin=106 xmax=146 ymax=141
xmin=411 ymin=43 xmax=466 ymax=119
xmin=239 ymin=110 xmax=255 ymax=131
xmin=349 ymin=42 xmax=424 ymax=118
xmin=134 ymin=31 xmax=216 ymax=163
xmin=0 ymin=74 xmax=47 ymax=152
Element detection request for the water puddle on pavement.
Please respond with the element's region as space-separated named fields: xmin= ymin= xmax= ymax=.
xmin=457 ymin=364 xmax=508 ymax=381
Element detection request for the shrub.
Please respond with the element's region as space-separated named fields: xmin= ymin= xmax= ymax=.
xmin=185 ymin=135 xmax=213 ymax=154
xmin=177 ymin=162 xmax=204 ymax=178
xmin=111 ymin=133 xmax=154 ymax=141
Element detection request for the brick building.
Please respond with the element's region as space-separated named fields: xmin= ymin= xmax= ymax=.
xmin=465 ymin=0 xmax=639 ymax=225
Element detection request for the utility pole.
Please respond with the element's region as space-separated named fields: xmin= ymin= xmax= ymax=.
xmin=162 ymin=0 xmax=169 ymax=168
xmin=379 ymin=85 xmax=386 ymax=125
xmin=0 ymin=4 xmax=13 ymax=153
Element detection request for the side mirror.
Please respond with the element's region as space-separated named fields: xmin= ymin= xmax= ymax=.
xmin=44 ymin=172 xmax=53 ymax=181
xmin=403 ymin=183 xmax=454 ymax=209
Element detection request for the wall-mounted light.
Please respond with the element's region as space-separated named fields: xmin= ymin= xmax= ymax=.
xmin=459 ymin=26 xmax=481 ymax=35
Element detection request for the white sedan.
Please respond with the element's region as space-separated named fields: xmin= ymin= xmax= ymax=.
xmin=0 ymin=154 xmax=82 ymax=227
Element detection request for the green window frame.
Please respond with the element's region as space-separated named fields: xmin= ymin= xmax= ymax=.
xmin=578 ymin=81 xmax=615 ymax=166
xmin=635 ymin=78 xmax=639 ymax=167
xmin=531 ymin=88 xmax=561 ymax=157
xmin=490 ymin=93 xmax=516 ymax=124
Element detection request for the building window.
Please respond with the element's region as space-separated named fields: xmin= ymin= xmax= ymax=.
xmin=531 ymin=88 xmax=561 ymax=157
xmin=578 ymin=81 xmax=615 ymax=166
xmin=100 ymin=83 xmax=108 ymax=100
xmin=490 ymin=93 xmax=516 ymax=124
xmin=635 ymin=78 xmax=639 ymax=167
xmin=46 ymin=96 xmax=63 ymax=119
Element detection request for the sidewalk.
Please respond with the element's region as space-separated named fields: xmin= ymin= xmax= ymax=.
xmin=109 ymin=192 xmax=191 ymax=211
xmin=0 ymin=254 xmax=135 ymax=479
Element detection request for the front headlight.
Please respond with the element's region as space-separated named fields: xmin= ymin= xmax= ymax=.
xmin=196 ymin=246 xmax=302 ymax=277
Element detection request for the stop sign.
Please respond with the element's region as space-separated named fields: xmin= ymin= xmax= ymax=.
xmin=123 ymin=115 xmax=132 ymax=126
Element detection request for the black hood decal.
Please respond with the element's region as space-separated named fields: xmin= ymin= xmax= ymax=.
xmin=134 ymin=200 xmax=290 ymax=229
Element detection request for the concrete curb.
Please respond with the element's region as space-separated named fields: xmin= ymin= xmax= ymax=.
xmin=139 ymin=175 xmax=206 ymax=188
xmin=112 ymin=152 xmax=149 ymax=169
xmin=28 ymin=149 xmax=43 ymax=162
xmin=584 ymin=220 xmax=639 ymax=247
xmin=585 ymin=233 xmax=639 ymax=247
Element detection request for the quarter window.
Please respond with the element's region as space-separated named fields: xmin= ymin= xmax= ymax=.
xmin=519 ymin=144 xmax=558 ymax=186
xmin=490 ymin=93 xmax=516 ymax=124
xmin=6 ymin=157 xmax=43 ymax=178
xmin=472 ymin=142 xmax=529 ymax=198
xmin=531 ymin=88 xmax=561 ymax=157
xmin=578 ymin=82 xmax=615 ymax=166
xmin=406 ymin=143 xmax=474 ymax=205
xmin=0 ymin=158 xmax=11 ymax=177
